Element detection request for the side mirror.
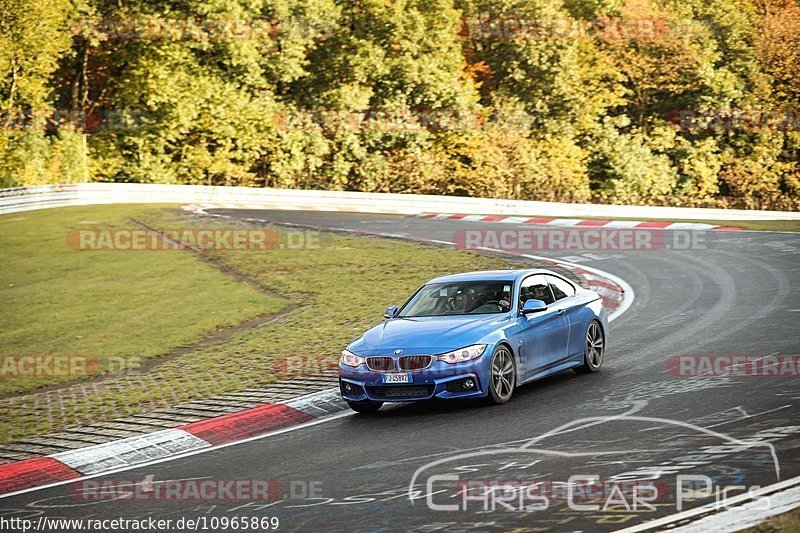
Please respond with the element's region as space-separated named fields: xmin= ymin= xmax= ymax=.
xmin=384 ymin=305 xmax=399 ymax=319
xmin=521 ymin=299 xmax=547 ymax=315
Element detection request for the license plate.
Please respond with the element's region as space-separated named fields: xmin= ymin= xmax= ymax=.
xmin=382 ymin=373 xmax=410 ymax=384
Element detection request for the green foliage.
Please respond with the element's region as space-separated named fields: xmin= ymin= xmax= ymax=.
xmin=0 ymin=0 xmax=796 ymax=209
xmin=0 ymin=128 xmax=88 ymax=186
xmin=0 ymin=0 xmax=76 ymax=186
xmin=590 ymin=117 xmax=679 ymax=205
xmin=0 ymin=0 xmax=72 ymax=112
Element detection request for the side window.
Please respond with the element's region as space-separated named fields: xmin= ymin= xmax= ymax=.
xmin=547 ymin=275 xmax=576 ymax=301
xmin=519 ymin=275 xmax=555 ymax=306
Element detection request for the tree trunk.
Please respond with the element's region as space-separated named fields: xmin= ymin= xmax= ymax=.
xmin=3 ymin=60 xmax=18 ymax=128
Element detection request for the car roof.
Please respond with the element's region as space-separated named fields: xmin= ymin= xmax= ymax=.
xmin=427 ymin=269 xmax=553 ymax=284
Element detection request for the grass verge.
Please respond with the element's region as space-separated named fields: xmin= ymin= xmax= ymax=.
xmin=0 ymin=205 xmax=284 ymax=395
xmin=0 ymin=204 xmax=532 ymax=443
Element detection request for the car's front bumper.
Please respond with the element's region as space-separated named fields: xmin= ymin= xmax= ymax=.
xmin=338 ymin=358 xmax=490 ymax=402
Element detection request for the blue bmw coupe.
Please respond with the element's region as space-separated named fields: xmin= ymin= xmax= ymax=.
xmin=338 ymin=269 xmax=608 ymax=412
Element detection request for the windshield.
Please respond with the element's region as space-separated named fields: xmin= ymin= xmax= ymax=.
xmin=398 ymin=280 xmax=514 ymax=317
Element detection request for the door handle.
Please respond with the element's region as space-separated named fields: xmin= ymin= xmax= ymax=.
xmin=556 ymin=309 xmax=566 ymax=316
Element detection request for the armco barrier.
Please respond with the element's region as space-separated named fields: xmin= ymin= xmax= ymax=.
xmin=0 ymin=182 xmax=799 ymax=220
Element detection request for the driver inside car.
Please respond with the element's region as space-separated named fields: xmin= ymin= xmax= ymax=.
xmin=451 ymin=290 xmax=471 ymax=313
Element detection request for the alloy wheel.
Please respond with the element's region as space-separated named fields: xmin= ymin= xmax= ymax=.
xmin=586 ymin=322 xmax=604 ymax=369
xmin=491 ymin=347 xmax=515 ymax=401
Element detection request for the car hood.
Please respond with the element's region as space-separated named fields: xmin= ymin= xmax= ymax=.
xmin=348 ymin=314 xmax=511 ymax=355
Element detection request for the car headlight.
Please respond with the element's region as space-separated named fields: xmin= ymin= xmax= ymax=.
xmin=437 ymin=344 xmax=487 ymax=364
xmin=340 ymin=349 xmax=365 ymax=367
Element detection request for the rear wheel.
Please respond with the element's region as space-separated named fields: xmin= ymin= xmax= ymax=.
xmin=347 ymin=400 xmax=383 ymax=413
xmin=487 ymin=345 xmax=516 ymax=404
xmin=575 ymin=321 xmax=604 ymax=374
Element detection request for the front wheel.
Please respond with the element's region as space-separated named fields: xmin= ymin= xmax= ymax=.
xmin=487 ymin=345 xmax=516 ymax=404
xmin=347 ymin=400 xmax=383 ymax=413
xmin=574 ymin=321 xmax=604 ymax=374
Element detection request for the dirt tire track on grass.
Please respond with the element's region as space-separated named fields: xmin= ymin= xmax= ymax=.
xmin=0 ymin=220 xmax=300 ymax=400
xmin=106 ymin=218 xmax=303 ymax=375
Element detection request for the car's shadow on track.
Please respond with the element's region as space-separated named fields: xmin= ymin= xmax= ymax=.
xmin=347 ymin=369 xmax=592 ymax=421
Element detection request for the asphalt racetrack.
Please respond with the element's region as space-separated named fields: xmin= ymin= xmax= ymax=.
xmin=2 ymin=210 xmax=799 ymax=532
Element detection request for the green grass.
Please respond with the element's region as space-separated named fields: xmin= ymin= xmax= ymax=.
xmin=705 ymin=219 xmax=800 ymax=232
xmin=0 ymin=205 xmax=285 ymax=395
xmin=0 ymin=204 xmax=530 ymax=443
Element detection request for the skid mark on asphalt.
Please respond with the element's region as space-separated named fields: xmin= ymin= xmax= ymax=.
xmin=644 ymin=405 xmax=792 ymax=432
xmin=626 ymin=246 xmax=793 ymax=380
xmin=353 ymin=381 xmax=737 ymax=473
xmin=615 ymin=252 xmax=737 ymax=378
xmin=593 ymin=379 xmax=735 ymax=407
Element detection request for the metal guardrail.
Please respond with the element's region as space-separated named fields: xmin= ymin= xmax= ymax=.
xmin=0 ymin=183 xmax=798 ymax=220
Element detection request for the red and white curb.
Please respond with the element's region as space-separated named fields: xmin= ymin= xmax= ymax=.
xmin=414 ymin=213 xmax=742 ymax=231
xmin=0 ymin=210 xmax=631 ymax=498
xmin=182 ymin=205 xmax=743 ymax=231
xmin=184 ymin=204 xmax=630 ymax=320
xmin=466 ymin=246 xmax=629 ymax=319
xmin=570 ymin=266 xmax=627 ymax=317
xmin=0 ymin=390 xmax=347 ymax=497
xmin=184 ymin=204 xmax=629 ymax=319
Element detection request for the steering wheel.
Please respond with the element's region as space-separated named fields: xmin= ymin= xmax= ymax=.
xmin=476 ymin=300 xmax=504 ymax=311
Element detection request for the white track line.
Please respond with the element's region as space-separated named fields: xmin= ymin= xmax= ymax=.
xmin=616 ymin=475 xmax=800 ymax=532
xmin=670 ymin=483 xmax=800 ymax=532
xmin=53 ymin=429 xmax=209 ymax=475
xmin=0 ymin=213 xmax=637 ymax=505
xmin=0 ymin=411 xmax=353 ymax=500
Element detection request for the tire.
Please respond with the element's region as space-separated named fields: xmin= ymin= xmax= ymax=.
xmin=486 ymin=345 xmax=516 ymax=404
xmin=574 ymin=320 xmax=605 ymax=374
xmin=347 ymin=400 xmax=383 ymax=413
